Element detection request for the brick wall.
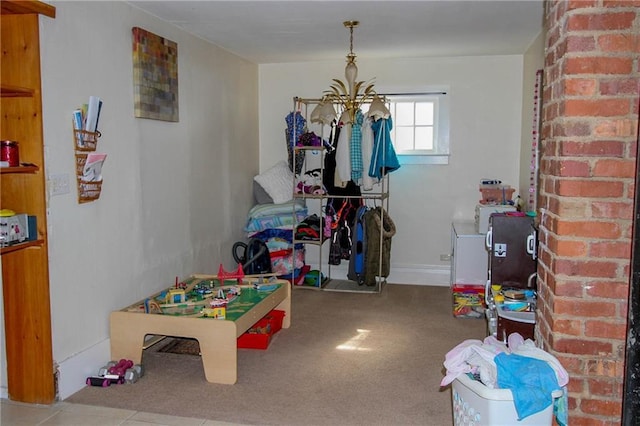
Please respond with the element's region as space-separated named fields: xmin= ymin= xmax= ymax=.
xmin=537 ymin=1 xmax=639 ymax=424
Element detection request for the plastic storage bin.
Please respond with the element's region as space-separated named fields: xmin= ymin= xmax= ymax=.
xmin=452 ymin=284 xmax=485 ymax=318
xmin=479 ymin=186 xmax=515 ymax=205
xmin=237 ymin=309 xmax=286 ymax=350
xmin=452 ymin=374 xmax=560 ymax=426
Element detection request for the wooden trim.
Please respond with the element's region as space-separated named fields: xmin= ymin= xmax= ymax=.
xmin=1 ymin=1 xmax=55 ymax=18
xmin=0 ymin=165 xmax=39 ymax=174
xmin=0 ymin=239 xmax=45 ymax=255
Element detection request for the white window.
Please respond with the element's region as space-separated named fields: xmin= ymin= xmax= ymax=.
xmin=383 ymin=92 xmax=450 ymax=165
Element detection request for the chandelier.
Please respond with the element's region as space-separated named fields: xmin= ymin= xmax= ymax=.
xmin=322 ymin=20 xmax=376 ymax=124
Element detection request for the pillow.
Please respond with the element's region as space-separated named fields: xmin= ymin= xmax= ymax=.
xmin=253 ymin=161 xmax=294 ymax=204
xmin=253 ymin=181 xmax=274 ymax=204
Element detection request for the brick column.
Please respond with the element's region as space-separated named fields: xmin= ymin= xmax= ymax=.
xmin=537 ymin=1 xmax=639 ymax=424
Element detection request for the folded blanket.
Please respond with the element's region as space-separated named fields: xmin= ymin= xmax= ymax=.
xmin=245 ymin=211 xmax=307 ymax=233
xmin=247 ymin=200 xmax=306 ymax=218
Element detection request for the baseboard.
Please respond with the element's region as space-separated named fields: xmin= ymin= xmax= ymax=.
xmin=57 ymin=339 xmax=111 ymax=401
xmin=0 ymin=339 xmax=111 ymax=401
xmin=305 ymin=263 xmax=450 ymax=287
xmin=388 ymin=264 xmax=450 ymax=286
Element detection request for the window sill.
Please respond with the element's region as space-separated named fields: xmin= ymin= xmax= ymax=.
xmin=398 ymin=154 xmax=449 ymax=165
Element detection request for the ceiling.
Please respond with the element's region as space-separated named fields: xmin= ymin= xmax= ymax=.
xmin=127 ymin=0 xmax=545 ymax=64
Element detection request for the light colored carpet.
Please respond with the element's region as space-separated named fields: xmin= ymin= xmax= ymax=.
xmin=67 ymin=284 xmax=486 ymax=425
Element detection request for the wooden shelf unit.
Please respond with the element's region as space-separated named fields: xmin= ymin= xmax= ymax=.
xmin=1 ymin=1 xmax=56 ymax=404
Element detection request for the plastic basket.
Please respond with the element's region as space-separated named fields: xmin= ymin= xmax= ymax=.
xmin=479 ymin=186 xmax=515 ymax=205
xmin=237 ymin=309 xmax=286 ymax=350
xmin=452 ymin=374 xmax=560 ymax=426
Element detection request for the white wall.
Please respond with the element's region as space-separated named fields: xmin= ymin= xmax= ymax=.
xmin=259 ymin=55 xmax=525 ymax=283
xmin=519 ymin=32 xmax=545 ymax=212
xmin=0 ymin=1 xmax=258 ymax=399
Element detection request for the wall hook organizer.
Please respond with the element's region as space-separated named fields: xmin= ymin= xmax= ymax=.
xmin=72 ymin=96 xmax=106 ymax=203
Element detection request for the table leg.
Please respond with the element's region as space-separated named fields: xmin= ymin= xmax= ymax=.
xmin=109 ymin=311 xmax=147 ymax=364
xmin=197 ymin=321 xmax=238 ymax=384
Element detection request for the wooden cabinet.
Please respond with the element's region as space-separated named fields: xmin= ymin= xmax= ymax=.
xmin=1 ymin=1 xmax=56 ymax=404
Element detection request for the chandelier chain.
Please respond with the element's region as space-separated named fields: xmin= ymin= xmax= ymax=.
xmin=343 ymin=20 xmax=359 ymax=58
xmin=349 ymin=25 xmax=354 ymax=55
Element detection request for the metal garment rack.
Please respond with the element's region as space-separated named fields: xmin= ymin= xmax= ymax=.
xmin=291 ymin=96 xmax=390 ymax=293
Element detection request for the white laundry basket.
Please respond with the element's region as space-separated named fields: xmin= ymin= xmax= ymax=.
xmin=452 ymin=374 xmax=561 ymax=426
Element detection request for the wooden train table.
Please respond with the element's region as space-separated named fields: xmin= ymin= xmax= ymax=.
xmin=109 ymin=276 xmax=291 ymax=384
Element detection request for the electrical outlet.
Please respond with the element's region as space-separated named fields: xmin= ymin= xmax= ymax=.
xmin=49 ymin=173 xmax=70 ymax=196
xmin=440 ymin=254 xmax=452 ymax=261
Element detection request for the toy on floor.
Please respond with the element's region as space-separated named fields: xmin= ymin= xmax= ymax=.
xmin=86 ymin=359 xmax=145 ymax=387
xmin=85 ymin=376 xmax=111 ymax=387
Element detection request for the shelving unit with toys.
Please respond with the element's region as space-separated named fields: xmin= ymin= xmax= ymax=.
xmin=1 ymin=0 xmax=57 ymax=404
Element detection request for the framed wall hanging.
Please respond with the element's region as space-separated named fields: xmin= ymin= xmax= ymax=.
xmin=132 ymin=27 xmax=179 ymax=122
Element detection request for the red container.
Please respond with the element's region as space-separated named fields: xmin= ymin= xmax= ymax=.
xmin=1 ymin=140 xmax=19 ymax=167
xmin=452 ymin=284 xmax=485 ymax=318
xmin=266 ymin=309 xmax=285 ymax=334
xmin=479 ymin=186 xmax=515 ymax=205
xmin=237 ymin=309 xmax=286 ymax=350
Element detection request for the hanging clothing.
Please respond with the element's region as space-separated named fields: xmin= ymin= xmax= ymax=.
xmin=323 ymin=121 xmax=339 ymax=192
xmin=350 ymin=110 xmax=364 ymax=182
xmin=370 ymin=117 xmax=400 ymax=180
xmin=323 ymin=124 xmax=362 ymax=198
xmin=347 ymin=205 xmax=369 ymax=285
xmin=362 ymin=207 xmax=396 ymax=286
xmin=285 ymin=111 xmax=306 ymax=174
xmin=328 ymin=200 xmax=355 ymax=265
xmin=360 ymin=116 xmax=375 ymax=190
xmin=335 ymin=120 xmax=351 ymax=186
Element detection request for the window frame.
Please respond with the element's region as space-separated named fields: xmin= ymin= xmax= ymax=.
xmin=380 ymin=90 xmax=450 ymax=165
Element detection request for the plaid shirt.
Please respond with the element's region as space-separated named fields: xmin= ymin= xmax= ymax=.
xmin=350 ymin=109 xmax=364 ymax=182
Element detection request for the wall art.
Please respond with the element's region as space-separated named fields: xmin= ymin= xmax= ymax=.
xmin=132 ymin=27 xmax=179 ymax=122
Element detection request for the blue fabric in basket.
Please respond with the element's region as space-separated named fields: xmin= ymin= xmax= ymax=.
xmin=495 ymin=352 xmax=561 ymax=420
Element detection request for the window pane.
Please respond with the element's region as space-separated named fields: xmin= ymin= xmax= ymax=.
xmin=415 ymin=102 xmax=434 ymax=125
xmin=382 ymin=91 xmax=449 ymax=163
xmin=395 ymin=126 xmax=414 ymax=151
xmin=415 ymin=126 xmax=433 ymax=150
xmin=394 ymin=102 xmax=414 ymax=126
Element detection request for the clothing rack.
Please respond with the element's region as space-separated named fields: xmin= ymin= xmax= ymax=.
xmin=290 ymin=96 xmax=395 ymax=293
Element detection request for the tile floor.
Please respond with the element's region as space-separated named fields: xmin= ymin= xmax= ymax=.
xmin=1 ymin=399 xmax=242 ymax=426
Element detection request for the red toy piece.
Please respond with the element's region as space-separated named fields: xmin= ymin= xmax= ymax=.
xmin=218 ymin=263 xmax=245 ymax=283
